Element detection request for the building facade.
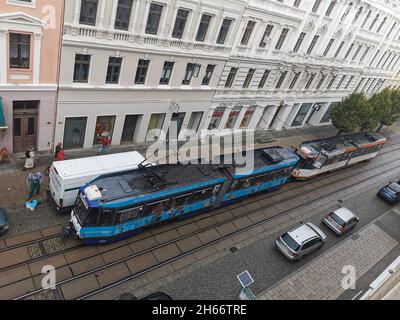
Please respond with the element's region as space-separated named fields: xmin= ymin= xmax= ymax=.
xmin=204 ymin=0 xmax=400 ymax=134
xmin=0 ymin=0 xmax=64 ymax=153
xmin=54 ymin=0 xmax=400 ymax=151
xmin=55 ymin=0 xmax=241 ymax=150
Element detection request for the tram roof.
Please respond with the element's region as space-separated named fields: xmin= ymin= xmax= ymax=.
xmin=87 ymin=163 xmax=227 ymax=206
xmin=215 ymin=147 xmax=299 ymax=177
xmin=84 ymin=147 xmax=298 ymax=207
xmin=298 ymin=132 xmax=386 ymax=157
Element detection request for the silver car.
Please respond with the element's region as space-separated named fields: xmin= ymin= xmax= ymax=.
xmin=323 ymin=207 xmax=359 ymax=236
xmin=276 ymin=222 xmax=327 ymax=261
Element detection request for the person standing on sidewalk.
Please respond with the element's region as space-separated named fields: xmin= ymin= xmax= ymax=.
xmin=27 ymin=172 xmax=44 ymax=201
xmin=56 ymin=148 xmax=65 ymax=161
xmin=98 ymin=133 xmax=111 ymax=154
xmin=55 ymin=143 xmax=63 ymax=159
xmin=23 ymin=148 xmax=37 ymax=171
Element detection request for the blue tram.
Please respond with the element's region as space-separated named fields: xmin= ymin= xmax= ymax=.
xmin=68 ymin=147 xmax=299 ymax=245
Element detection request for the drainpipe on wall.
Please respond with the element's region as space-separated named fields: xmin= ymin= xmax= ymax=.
xmin=51 ymin=0 xmax=66 ymax=155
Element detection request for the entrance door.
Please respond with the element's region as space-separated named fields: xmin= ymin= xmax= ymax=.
xmin=167 ymin=112 xmax=186 ymax=140
xmin=13 ymin=101 xmax=39 ymax=153
xmin=121 ymin=115 xmax=139 ymax=144
xmin=269 ymin=107 xmax=280 ymax=129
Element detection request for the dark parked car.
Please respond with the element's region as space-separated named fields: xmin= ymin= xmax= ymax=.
xmin=378 ymin=180 xmax=400 ymax=205
xmin=0 ymin=208 xmax=9 ymax=235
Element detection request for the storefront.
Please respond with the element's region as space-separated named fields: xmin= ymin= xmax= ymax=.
xmin=55 ymin=89 xmax=214 ymax=149
xmin=0 ymin=91 xmax=57 ymax=154
xmin=205 ymin=100 xmax=260 ymax=134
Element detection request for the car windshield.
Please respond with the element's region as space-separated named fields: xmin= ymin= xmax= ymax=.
xmin=330 ymin=213 xmax=346 ymax=227
xmin=282 ymin=233 xmax=300 ymax=251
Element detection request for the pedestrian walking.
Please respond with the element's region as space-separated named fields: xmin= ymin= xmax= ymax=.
xmin=56 ymin=148 xmax=65 ymax=161
xmin=27 ymin=172 xmax=44 ymax=201
xmin=98 ymin=133 xmax=111 ymax=154
xmin=55 ymin=143 xmax=63 ymax=159
xmin=23 ymin=148 xmax=37 ymax=171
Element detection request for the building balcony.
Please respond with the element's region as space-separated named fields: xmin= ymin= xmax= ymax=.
xmin=63 ymin=24 xmax=232 ymax=57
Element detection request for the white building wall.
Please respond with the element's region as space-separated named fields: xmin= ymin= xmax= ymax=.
xmin=57 ymin=0 xmax=400 ymax=150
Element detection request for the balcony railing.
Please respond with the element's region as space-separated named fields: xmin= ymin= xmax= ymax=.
xmin=64 ymin=24 xmax=231 ymax=57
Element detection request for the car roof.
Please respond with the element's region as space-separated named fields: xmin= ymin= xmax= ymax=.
xmin=288 ymin=223 xmax=319 ymax=244
xmin=333 ymin=208 xmax=357 ymax=221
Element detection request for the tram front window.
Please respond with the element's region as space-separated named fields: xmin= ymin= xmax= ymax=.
xmin=74 ymin=196 xmax=89 ymax=225
xmin=74 ymin=195 xmax=100 ymax=227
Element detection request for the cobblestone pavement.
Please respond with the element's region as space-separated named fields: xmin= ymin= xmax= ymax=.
xmin=0 ymin=165 xmax=49 ymax=208
xmin=0 ymin=204 xmax=70 ymax=239
xmin=258 ymin=223 xmax=398 ymax=300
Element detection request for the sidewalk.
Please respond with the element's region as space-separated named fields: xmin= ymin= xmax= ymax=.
xmin=0 ymin=125 xmax=339 ymax=209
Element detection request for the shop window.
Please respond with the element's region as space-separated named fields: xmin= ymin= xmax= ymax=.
xmin=208 ymin=107 xmax=225 ymax=130
xmin=93 ymin=116 xmax=116 ymax=146
xmin=225 ymin=107 xmax=242 ymax=129
xmin=240 ymin=107 xmax=256 ymax=128
xmin=63 ymin=117 xmax=87 ymax=150
xmin=146 ymin=113 xmax=166 ymax=141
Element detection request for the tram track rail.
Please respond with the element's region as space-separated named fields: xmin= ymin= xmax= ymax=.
xmin=9 ymin=145 xmax=400 ymax=300
xmin=1 ymin=142 xmax=400 ymax=276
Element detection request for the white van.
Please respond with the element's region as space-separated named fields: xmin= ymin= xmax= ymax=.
xmin=48 ymin=151 xmax=150 ymax=213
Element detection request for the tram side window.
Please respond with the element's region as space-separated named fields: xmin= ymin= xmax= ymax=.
xmin=171 ymin=194 xmax=192 ymax=211
xmin=191 ymin=188 xmax=214 ymax=203
xmin=98 ymin=209 xmax=116 ymax=226
xmin=119 ymin=206 xmax=144 ymax=223
xmin=355 ymin=147 xmax=376 ymax=157
xmin=85 ymin=208 xmax=100 ymax=227
xmin=144 ymin=199 xmax=172 ymax=215
xmin=324 ymin=155 xmax=341 ymax=166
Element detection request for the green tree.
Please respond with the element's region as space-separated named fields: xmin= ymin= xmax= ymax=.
xmin=390 ymin=89 xmax=400 ymax=124
xmin=370 ymin=88 xmax=392 ymax=130
xmin=331 ymin=93 xmax=373 ymax=134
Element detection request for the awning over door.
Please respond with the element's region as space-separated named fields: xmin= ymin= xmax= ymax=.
xmin=0 ymin=97 xmax=7 ymax=129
